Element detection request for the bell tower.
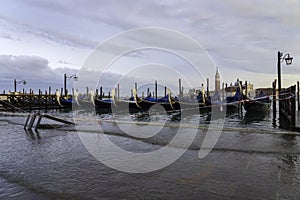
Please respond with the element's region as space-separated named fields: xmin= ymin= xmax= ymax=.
xmin=215 ymin=67 xmax=220 ymax=93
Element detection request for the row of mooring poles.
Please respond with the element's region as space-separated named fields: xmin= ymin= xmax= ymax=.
xmin=178 ymin=78 xmax=209 ymax=99
xmin=131 ymin=80 xmax=172 ymax=100
xmin=3 ymin=86 xmax=53 ymax=96
xmin=178 ymin=77 xmax=229 ymax=100
xmin=2 ymin=86 xmax=67 ymax=111
xmin=96 ymin=84 xmax=120 ymax=100
xmin=56 ymin=77 xmax=256 ymax=102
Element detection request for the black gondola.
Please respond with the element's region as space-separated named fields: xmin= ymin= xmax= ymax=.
xmin=243 ymin=91 xmax=271 ymax=112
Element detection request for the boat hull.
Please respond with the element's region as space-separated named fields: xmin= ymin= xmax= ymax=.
xmin=59 ymin=98 xmax=78 ymax=109
xmin=243 ymin=95 xmax=271 ymax=113
xmin=94 ymin=98 xmax=212 ymax=114
xmin=243 ymin=100 xmax=270 ymax=112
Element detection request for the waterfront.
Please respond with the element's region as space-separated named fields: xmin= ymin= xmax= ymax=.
xmin=0 ymin=109 xmax=300 ymax=199
xmin=1 ymin=0 xmax=300 ymax=199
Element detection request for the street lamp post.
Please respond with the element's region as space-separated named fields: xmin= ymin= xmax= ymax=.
xmin=277 ymin=51 xmax=293 ymax=125
xmin=64 ymin=73 xmax=78 ymax=97
xmin=277 ymin=51 xmax=293 ymax=93
xmin=14 ymin=79 xmax=27 ymax=93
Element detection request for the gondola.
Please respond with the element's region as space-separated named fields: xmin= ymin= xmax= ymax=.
xmin=140 ymin=95 xmax=180 ymax=112
xmin=225 ymin=83 xmax=243 ymax=112
xmin=180 ymin=91 xmax=210 ymax=113
xmin=139 ymin=90 xmax=211 ymax=114
xmin=94 ymin=98 xmax=113 ymax=110
xmin=94 ymin=97 xmax=140 ymax=114
xmin=124 ymin=87 xmax=179 ymax=113
xmin=243 ymin=91 xmax=271 ymax=112
xmin=58 ymin=89 xmax=97 ymax=110
xmin=93 ymin=88 xmax=211 ymax=114
xmin=59 ymin=97 xmax=78 ymax=109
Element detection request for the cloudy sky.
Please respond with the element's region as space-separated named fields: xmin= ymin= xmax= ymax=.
xmin=0 ymin=0 xmax=299 ymax=95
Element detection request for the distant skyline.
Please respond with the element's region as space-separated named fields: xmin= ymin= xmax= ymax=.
xmin=0 ymin=0 xmax=299 ymax=94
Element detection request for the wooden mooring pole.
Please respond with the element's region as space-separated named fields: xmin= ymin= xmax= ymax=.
xmin=245 ymin=81 xmax=248 ymax=99
xmin=272 ymin=79 xmax=277 ymax=126
xmin=178 ymin=78 xmax=182 ymax=99
xmin=222 ymin=82 xmax=225 ymax=101
xmin=278 ymin=85 xmax=296 ymax=130
xmin=117 ymin=83 xmax=120 ymax=100
xmin=206 ymin=78 xmax=209 ymax=96
xmin=155 ymin=81 xmax=157 ymax=100
xmin=297 ymin=81 xmax=299 ymax=110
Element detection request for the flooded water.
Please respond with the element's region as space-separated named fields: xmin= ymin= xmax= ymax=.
xmin=0 ymin=107 xmax=300 ymax=199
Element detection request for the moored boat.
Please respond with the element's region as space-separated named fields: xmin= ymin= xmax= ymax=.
xmin=94 ymin=98 xmax=114 ymax=110
xmin=243 ymin=91 xmax=271 ymax=112
xmin=225 ymin=82 xmax=243 ymax=112
xmin=94 ymin=97 xmax=141 ymax=114
xmin=59 ymin=97 xmax=78 ymax=109
xmin=141 ymin=95 xmax=180 ymax=112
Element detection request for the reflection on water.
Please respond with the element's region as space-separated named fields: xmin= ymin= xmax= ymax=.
xmin=95 ymin=108 xmax=274 ymax=130
xmin=242 ymin=110 xmax=269 ymax=125
xmin=75 ymin=100 xmax=282 ymax=131
xmin=25 ymin=129 xmax=41 ymax=140
xmin=130 ymin=111 xmax=182 ymax=123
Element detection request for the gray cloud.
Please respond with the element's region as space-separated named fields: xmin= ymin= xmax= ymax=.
xmin=0 ymin=32 xmax=19 ymax=41
xmin=27 ymin=29 xmax=96 ymax=49
xmin=0 ymin=14 xmax=97 ymax=49
xmin=0 ymin=54 xmax=141 ymax=96
xmin=0 ymin=55 xmax=75 ymax=92
xmin=5 ymin=0 xmax=300 ymax=53
xmin=0 ymin=0 xmax=299 ymax=88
